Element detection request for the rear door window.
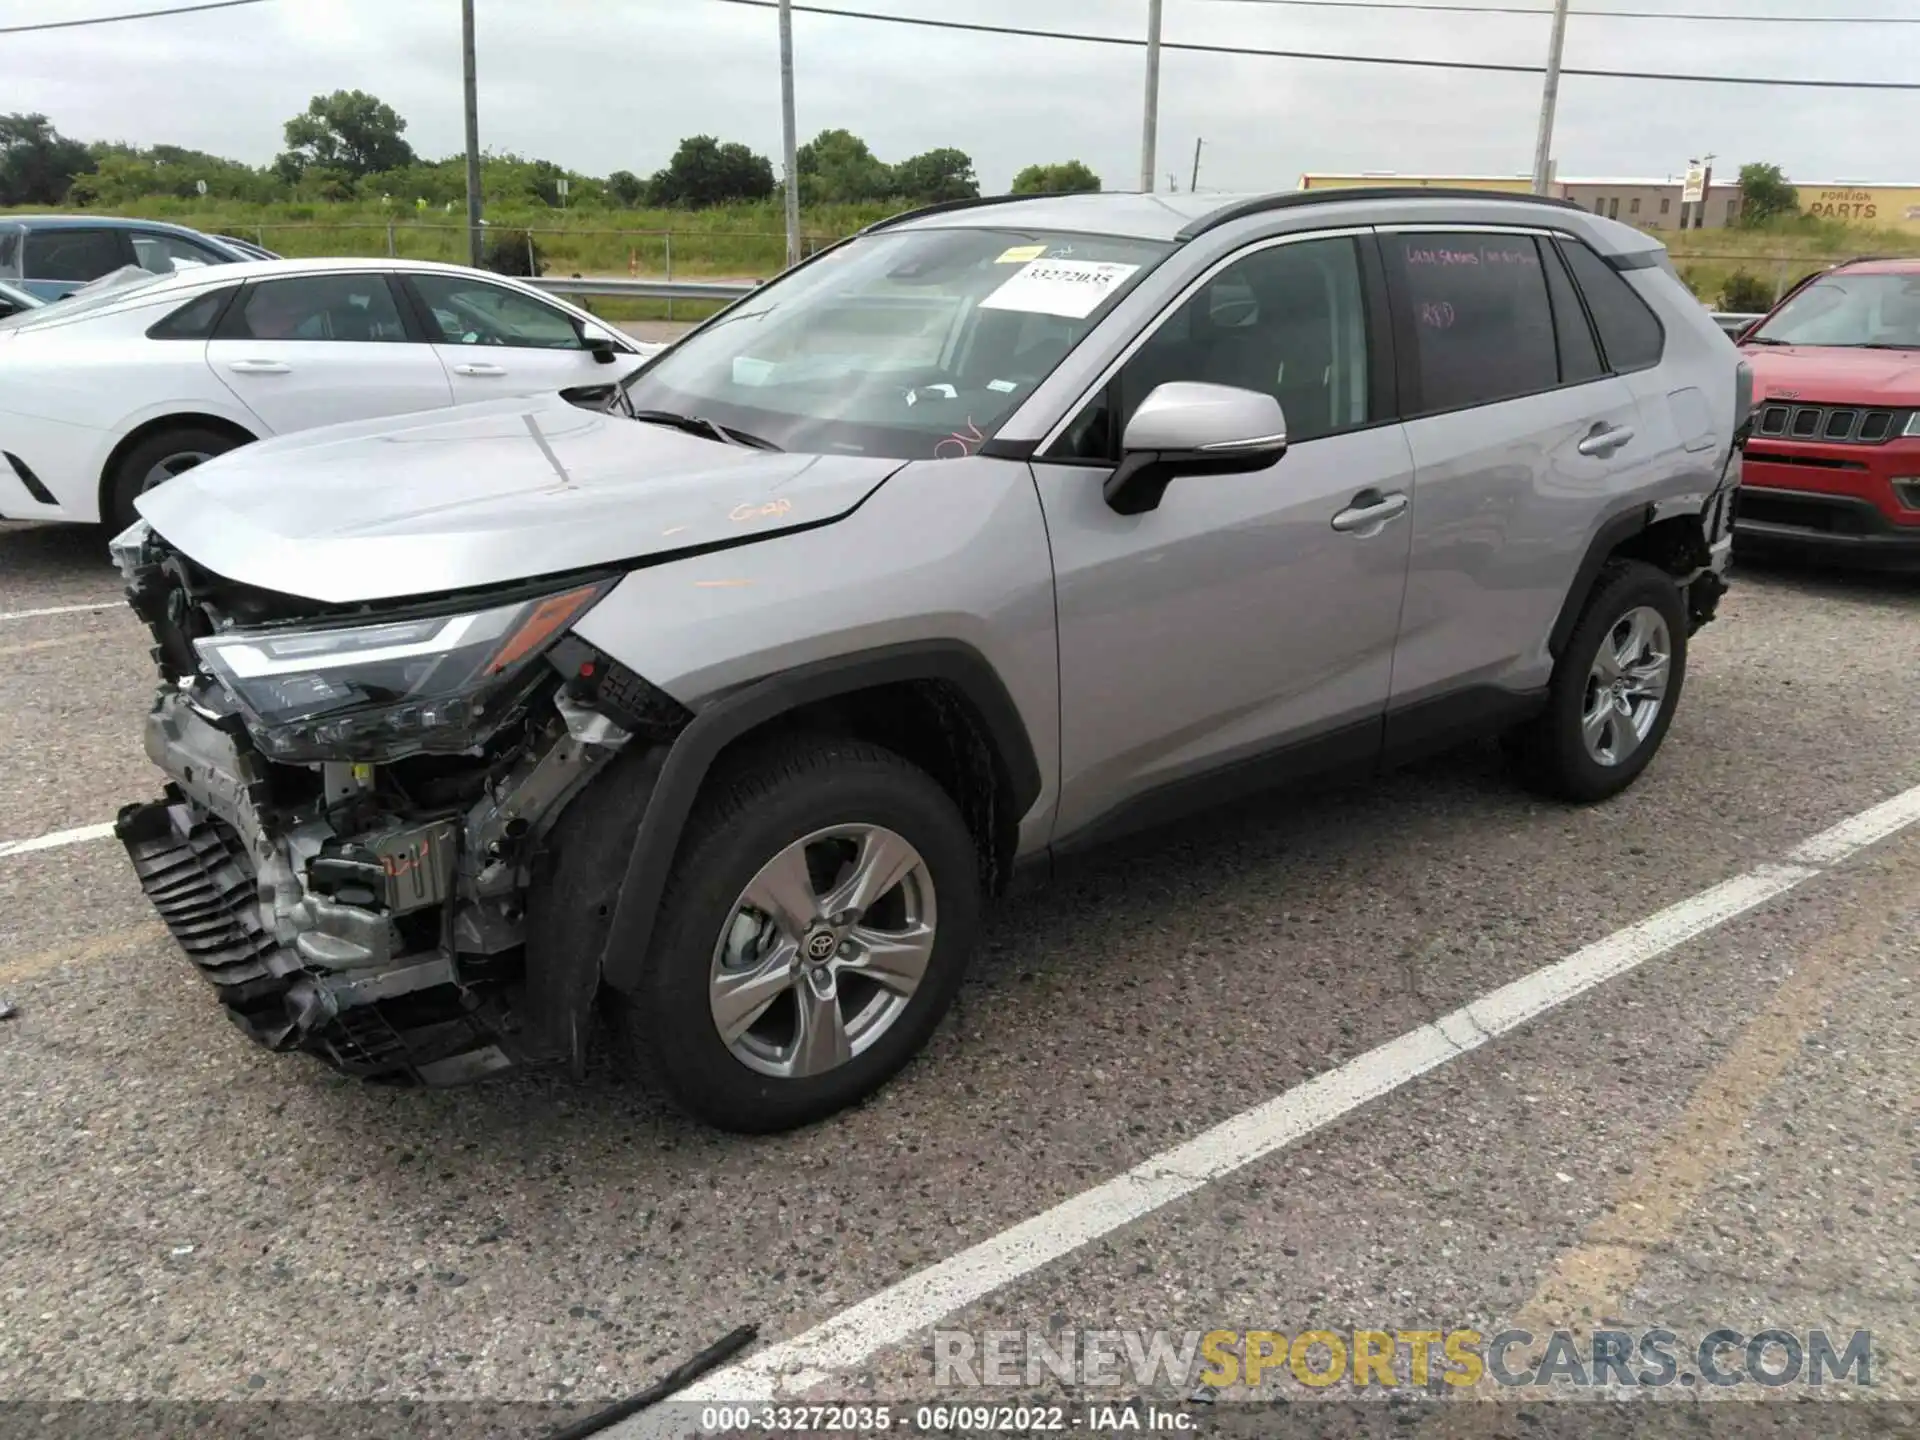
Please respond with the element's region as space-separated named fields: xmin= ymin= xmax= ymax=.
xmin=1559 ymin=240 xmax=1665 ymax=372
xmin=22 ymin=227 xmax=129 ymax=283
xmin=0 ymin=227 xmax=19 ymax=278
xmin=224 ymin=274 xmax=411 ymax=343
xmin=1382 ymin=232 xmax=1560 ymax=414
xmin=131 ymin=231 xmax=230 ymax=275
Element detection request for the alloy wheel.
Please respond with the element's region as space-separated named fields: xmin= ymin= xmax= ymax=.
xmin=141 ymin=450 xmax=215 ymax=493
xmin=1581 ymin=605 xmax=1672 ymax=767
xmin=709 ymin=823 xmax=937 ymax=1079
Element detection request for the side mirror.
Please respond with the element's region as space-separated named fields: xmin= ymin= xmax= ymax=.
xmin=1104 ymin=382 xmax=1288 ymax=516
xmin=580 ymin=322 xmax=621 ymax=365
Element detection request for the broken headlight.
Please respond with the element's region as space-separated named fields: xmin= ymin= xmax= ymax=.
xmin=194 ymin=582 xmax=611 ymax=762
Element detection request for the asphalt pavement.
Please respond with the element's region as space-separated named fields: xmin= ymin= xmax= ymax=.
xmin=0 ymin=517 xmax=1914 ymax=1440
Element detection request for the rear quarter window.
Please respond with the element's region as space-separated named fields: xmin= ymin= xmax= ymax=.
xmin=146 ymin=286 xmax=239 ymax=340
xmin=1560 ymin=240 xmax=1665 ymax=372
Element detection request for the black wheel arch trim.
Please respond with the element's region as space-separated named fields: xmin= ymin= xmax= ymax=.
xmin=1548 ymin=502 xmax=1657 ymax=659
xmin=595 ymin=639 xmax=1043 ymax=993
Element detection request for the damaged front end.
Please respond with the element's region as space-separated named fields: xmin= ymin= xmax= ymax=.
xmin=110 ymin=522 xmax=685 ymax=1085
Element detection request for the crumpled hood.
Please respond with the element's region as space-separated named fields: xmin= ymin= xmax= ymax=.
xmin=137 ymin=392 xmax=902 ymax=604
xmin=1740 ymin=344 xmax=1920 ymax=406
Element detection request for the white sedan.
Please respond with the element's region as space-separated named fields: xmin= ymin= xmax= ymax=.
xmin=0 ymin=257 xmax=662 ymax=531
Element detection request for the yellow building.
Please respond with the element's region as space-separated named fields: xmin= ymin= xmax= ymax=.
xmin=1797 ymin=184 xmax=1920 ymax=229
xmin=1298 ymin=173 xmax=1920 ymax=235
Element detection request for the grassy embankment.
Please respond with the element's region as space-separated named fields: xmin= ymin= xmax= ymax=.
xmin=7 ymin=200 xmax=1916 ymax=319
xmin=1664 ymin=217 xmax=1919 ymax=310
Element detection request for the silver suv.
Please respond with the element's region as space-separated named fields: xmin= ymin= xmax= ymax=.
xmin=113 ymin=188 xmax=1746 ymax=1131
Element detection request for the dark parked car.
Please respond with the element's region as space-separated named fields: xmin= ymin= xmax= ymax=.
xmin=0 ymin=216 xmax=268 ymax=301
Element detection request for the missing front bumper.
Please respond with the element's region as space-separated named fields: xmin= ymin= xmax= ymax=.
xmin=118 ymin=793 xmax=531 ymax=1085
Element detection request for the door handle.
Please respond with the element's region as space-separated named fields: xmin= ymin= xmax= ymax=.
xmin=1577 ymin=424 xmax=1635 ymax=456
xmin=226 ymin=359 xmax=290 ymax=374
xmin=1330 ymin=489 xmax=1410 ymax=534
xmin=453 ymin=362 xmax=508 ymax=377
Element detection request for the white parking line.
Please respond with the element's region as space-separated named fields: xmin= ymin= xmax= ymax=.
xmin=1788 ymin=781 xmax=1920 ymax=865
xmin=618 ymin=779 xmax=1920 ymax=1431
xmin=0 ymin=821 xmax=117 ymax=860
xmin=0 ymin=601 xmax=123 ymax=624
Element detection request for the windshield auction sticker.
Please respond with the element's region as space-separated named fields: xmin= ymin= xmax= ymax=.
xmin=980 ymin=259 xmax=1141 ymax=318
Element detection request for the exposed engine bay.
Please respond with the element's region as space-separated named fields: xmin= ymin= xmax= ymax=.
xmin=111 ymin=524 xmax=687 ymax=1084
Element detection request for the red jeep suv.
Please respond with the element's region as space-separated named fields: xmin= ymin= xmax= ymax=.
xmin=1735 ymin=258 xmax=1920 ymax=568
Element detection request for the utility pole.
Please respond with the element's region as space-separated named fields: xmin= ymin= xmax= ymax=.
xmin=1139 ymin=0 xmax=1163 ymax=192
xmin=779 ymin=0 xmax=801 ymax=268
xmin=1190 ymin=136 xmax=1204 ymax=193
xmin=461 ymin=0 xmax=483 ymax=267
xmin=1529 ymin=0 xmax=1569 ymax=195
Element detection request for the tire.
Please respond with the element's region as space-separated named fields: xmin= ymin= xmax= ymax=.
xmin=1515 ymin=559 xmax=1688 ymax=803
xmin=104 ymin=425 xmax=246 ymax=534
xmin=606 ymin=737 xmax=980 ymax=1133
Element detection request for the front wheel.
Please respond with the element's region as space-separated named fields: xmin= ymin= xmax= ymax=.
xmin=606 ymin=738 xmax=980 ymax=1132
xmin=104 ymin=425 xmax=245 ymax=534
xmin=1515 ymin=559 xmax=1688 ymax=803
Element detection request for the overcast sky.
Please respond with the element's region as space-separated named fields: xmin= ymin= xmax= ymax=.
xmin=5 ymin=0 xmax=1917 ymax=193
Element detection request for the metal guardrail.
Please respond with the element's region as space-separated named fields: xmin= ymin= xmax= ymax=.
xmin=527 ymin=276 xmax=757 ymax=302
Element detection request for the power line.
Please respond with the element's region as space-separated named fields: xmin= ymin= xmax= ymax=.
xmin=0 ymin=0 xmax=273 ymax=36
xmin=706 ymin=0 xmax=1920 ymax=88
xmin=1201 ymin=0 xmax=1920 ymax=22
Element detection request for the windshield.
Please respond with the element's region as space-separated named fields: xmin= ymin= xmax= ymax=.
xmin=1748 ymin=271 xmax=1920 ymax=349
xmin=622 ymin=227 xmax=1173 ymax=459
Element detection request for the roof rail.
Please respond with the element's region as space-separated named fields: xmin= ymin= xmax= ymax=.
xmin=860 ymin=191 xmax=1086 ymax=234
xmin=1177 ymin=186 xmax=1585 ymax=241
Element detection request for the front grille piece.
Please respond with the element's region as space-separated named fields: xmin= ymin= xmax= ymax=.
xmin=118 ymin=798 xmax=293 ymax=1016
xmin=1752 ymin=403 xmax=1907 ymax=446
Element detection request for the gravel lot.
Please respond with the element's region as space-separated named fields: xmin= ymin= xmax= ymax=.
xmin=0 ymin=518 xmax=1914 ymax=1438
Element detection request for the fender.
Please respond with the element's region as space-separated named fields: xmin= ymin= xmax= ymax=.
xmin=1547 ymin=502 xmax=1656 ymax=659
xmin=595 ymin=639 xmax=1043 ymax=993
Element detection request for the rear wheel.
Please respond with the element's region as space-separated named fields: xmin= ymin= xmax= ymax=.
xmin=1515 ymin=559 xmax=1688 ymax=803
xmin=606 ymin=738 xmax=980 ymax=1132
xmin=104 ymin=425 xmax=245 ymax=534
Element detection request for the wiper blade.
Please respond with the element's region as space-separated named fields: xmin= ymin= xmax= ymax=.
xmin=628 ymin=409 xmax=783 ymax=451
xmin=1741 ymin=336 xmax=1793 ymax=346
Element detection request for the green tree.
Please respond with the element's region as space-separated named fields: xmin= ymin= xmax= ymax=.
xmin=482 ymin=228 xmax=544 ymax=277
xmin=278 ymin=90 xmax=415 ymax=179
xmin=1718 ymin=270 xmax=1775 ymax=313
xmin=1735 ymin=162 xmax=1798 ymax=228
xmin=796 ymin=128 xmax=892 ymax=204
xmin=71 ymin=141 xmax=278 ymax=205
xmin=891 ymin=147 xmax=979 ymax=205
xmin=1009 ymin=160 xmax=1101 ymax=196
xmin=0 ymin=113 xmax=94 ymax=205
xmin=292 ymin=164 xmax=358 ymax=202
xmin=646 ymin=135 xmax=775 ymax=208
xmin=606 ymin=168 xmax=648 ymax=206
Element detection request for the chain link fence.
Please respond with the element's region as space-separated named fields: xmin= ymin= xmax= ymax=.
xmin=222 ymin=221 xmax=845 ymax=282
